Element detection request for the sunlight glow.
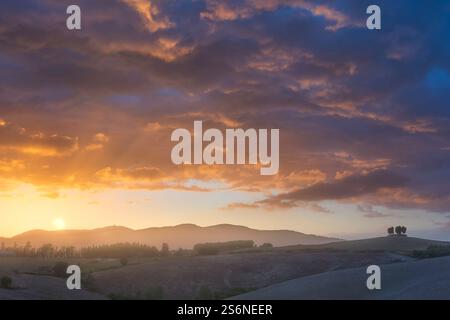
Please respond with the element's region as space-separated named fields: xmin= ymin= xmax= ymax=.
xmin=53 ymin=218 xmax=66 ymax=230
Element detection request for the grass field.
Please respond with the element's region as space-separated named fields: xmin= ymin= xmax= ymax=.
xmin=90 ymin=250 xmax=410 ymax=299
xmin=233 ymin=255 xmax=450 ymax=300
xmin=0 ymin=257 xmax=123 ymax=273
xmin=0 ymin=236 xmax=448 ymax=300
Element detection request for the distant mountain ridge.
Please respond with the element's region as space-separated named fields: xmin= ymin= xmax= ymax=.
xmin=0 ymin=224 xmax=340 ymax=249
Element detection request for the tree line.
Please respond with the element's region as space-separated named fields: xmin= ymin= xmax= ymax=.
xmin=194 ymin=240 xmax=256 ymax=255
xmin=0 ymin=239 xmax=271 ymax=258
xmin=0 ymin=242 xmax=171 ymax=259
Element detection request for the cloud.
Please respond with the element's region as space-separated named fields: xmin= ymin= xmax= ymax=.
xmin=357 ymin=204 xmax=393 ymax=218
xmin=0 ymin=120 xmax=78 ymax=157
xmin=85 ymin=133 xmax=110 ymax=151
xmin=221 ymin=202 xmax=260 ymax=210
xmin=40 ymin=191 xmax=61 ymax=199
xmin=121 ymin=0 xmax=174 ymax=32
xmin=200 ymin=0 xmax=357 ymax=31
xmin=95 ymin=166 xmax=163 ymax=183
xmin=258 ymin=170 xmax=409 ymax=208
xmin=0 ymin=0 xmax=449 ymax=215
xmin=222 ymin=199 xmax=331 ymax=213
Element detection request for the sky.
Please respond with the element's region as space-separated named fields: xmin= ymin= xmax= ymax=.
xmin=0 ymin=0 xmax=450 ymax=240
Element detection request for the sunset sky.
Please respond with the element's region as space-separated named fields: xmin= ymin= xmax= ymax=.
xmin=1 ymin=0 xmax=450 ymax=240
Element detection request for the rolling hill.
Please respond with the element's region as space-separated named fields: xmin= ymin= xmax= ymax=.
xmin=232 ymin=255 xmax=450 ymax=300
xmin=280 ymin=236 xmax=449 ymax=253
xmin=1 ymin=224 xmax=340 ymax=249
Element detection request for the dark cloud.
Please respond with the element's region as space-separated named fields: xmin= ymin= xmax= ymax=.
xmin=260 ymin=170 xmax=408 ymax=207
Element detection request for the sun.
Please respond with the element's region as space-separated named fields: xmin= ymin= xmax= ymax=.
xmin=52 ymin=218 xmax=66 ymax=230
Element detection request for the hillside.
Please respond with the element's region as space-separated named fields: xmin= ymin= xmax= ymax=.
xmin=0 ymin=274 xmax=106 ymax=300
xmin=91 ymin=250 xmax=403 ymax=299
xmin=2 ymin=224 xmax=340 ymax=249
xmin=297 ymin=236 xmax=449 ymax=253
xmin=232 ymin=255 xmax=450 ymax=300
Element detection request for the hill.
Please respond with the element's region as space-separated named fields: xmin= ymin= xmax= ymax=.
xmin=91 ymin=249 xmax=403 ymax=299
xmin=232 ymin=255 xmax=450 ymax=300
xmin=2 ymin=224 xmax=340 ymax=249
xmin=0 ymin=273 xmax=106 ymax=300
xmin=293 ymin=236 xmax=449 ymax=253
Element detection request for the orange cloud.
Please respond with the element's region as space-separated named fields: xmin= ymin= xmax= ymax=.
xmin=85 ymin=133 xmax=110 ymax=152
xmin=121 ymin=0 xmax=174 ymax=32
xmin=200 ymin=0 xmax=357 ymax=31
xmin=0 ymin=121 xmax=78 ymax=157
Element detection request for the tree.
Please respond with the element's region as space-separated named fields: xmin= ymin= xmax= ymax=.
xmin=24 ymin=241 xmax=32 ymax=256
xmin=39 ymin=243 xmax=54 ymax=258
xmin=161 ymin=243 xmax=169 ymax=257
xmin=66 ymin=246 xmax=75 ymax=258
xmin=387 ymin=227 xmax=394 ymax=236
xmin=120 ymin=257 xmax=128 ymax=266
xmin=394 ymin=225 xmax=407 ymax=236
xmin=194 ymin=240 xmax=255 ymax=255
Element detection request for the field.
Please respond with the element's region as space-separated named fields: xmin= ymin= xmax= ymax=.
xmin=90 ymin=250 xmax=408 ymax=299
xmin=0 ymin=236 xmax=448 ymax=300
xmin=0 ymin=257 xmax=122 ymax=300
xmin=296 ymin=236 xmax=448 ymax=253
xmin=233 ymin=255 xmax=450 ymax=300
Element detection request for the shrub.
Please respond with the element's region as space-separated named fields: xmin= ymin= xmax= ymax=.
xmin=120 ymin=257 xmax=128 ymax=266
xmin=0 ymin=276 xmax=12 ymax=289
xmin=412 ymin=245 xmax=450 ymax=259
xmin=53 ymin=261 xmax=69 ymax=278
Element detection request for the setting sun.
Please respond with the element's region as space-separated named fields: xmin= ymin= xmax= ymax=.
xmin=52 ymin=218 xmax=66 ymax=230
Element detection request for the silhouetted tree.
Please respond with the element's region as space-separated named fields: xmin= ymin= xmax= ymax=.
xmin=38 ymin=243 xmax=54 ymax=258
xmin=194 ymin=240 xmax=255 ymax=255
xmin=23 ymin=242 xmax=32 ymax=256
xmin=81 ymin=243 xmax=159 ymax=258
xmin=120 ymin=257 xmax=128 ymax=266
xmin=65 ymin=246 xmax=76 ymax=258
xmin=394 ymin=225 xmax=407 ymax=236
xmin=161 ymin=243 xmax=170 ymax=257
xmin=387 ymin=227 xmax=394 ymax=236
